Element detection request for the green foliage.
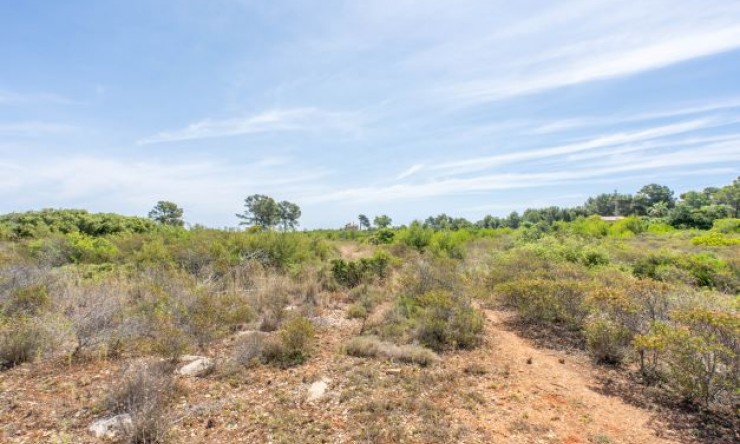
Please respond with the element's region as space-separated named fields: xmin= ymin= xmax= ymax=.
xmin=585 ymin=318 xmax=632 ymax=364
xmin=691 ymin=231 xmax=740 ymax=247
xmin=607 ymin=216 xmax=646 ymax=237
xmin=396 ymin=221 xmax=433 ymax=251
xmin=262 ymin=315 xmax=316 ymax=368
xmin=2 ymin=284 xmax=50 ymax=316
xmin=636 ymin=307 xmax=739 ymax=406
xmin=412 ymin=290 xmax=484 ymax=351
xmin=710 ymin=218 xmax=740 ymax=233
xmin=369 ymin=228 xmax=394 ymax=245
xmin=632 ymin=252 xmax=736 ymax=292
xmin=373 ymin=215 xmax=392 ymax=228
xmin=148 ymin=201 xmax=185 ymax=227
xmin=237 ymin=195 xmax=301 ymax=230
xmin=331 ymin=250 xmax=392 ymax=288
xmin=496 ymin=278 xmax=591 ymax=328
xmin=0 ymin=209 xmax=158 ymax=239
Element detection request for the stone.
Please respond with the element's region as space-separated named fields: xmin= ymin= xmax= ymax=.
xmin=88 ymin=414 xmax=132 ymax=438
xmin=307 ymin=377 xmax=330 ymax=401
xmin=177 ymin=357 xmax=214 ymax=377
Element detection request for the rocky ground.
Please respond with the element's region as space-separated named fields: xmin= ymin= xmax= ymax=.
xmin=2 ymin=297 xmax=718 ymax=444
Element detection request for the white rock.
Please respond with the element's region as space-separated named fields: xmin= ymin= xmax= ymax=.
xmin=307 ymin=377 xmax=331 ymax=401
xmin=177 ymin=357 xmax=214 ymax=377
xmin=88 ymin=414 xmax=132 ymax=438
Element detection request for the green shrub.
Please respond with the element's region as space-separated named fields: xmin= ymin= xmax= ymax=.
xmin=585 ymin=318 xmax=631 ymax=364
xmin=370 ymin=228 xmax=395 ymax=245
xmin=413 ymin=290 xmax=484 ymax=351
xmin=635 ymin=308 xmax=739 ymax=406
xmin=331 ymin=250 xmax=392 ymax=288
xmin=347 ymin=303 xmax=368 ymax=320
xmin=496 ymin=279 xmax=591 ymax=328
xmin=2 ymin=284 xmax=49 ymax=316
xmin=396 ymin=222 xmax=433 ymax=251
xmin=710 ymin=218 xmax=740 ymax=234
xmin=691 ymin=231 xmax=739 ymax=246
xmin=608 ymin=216 xmax=646 ymax=237
xmin=262 ymin=315 xmax=316 ymax=368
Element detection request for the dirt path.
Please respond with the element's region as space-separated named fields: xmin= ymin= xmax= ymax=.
xmin=468 ymin=309 xmax=678 ymax=444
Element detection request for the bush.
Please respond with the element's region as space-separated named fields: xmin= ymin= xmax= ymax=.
xmin=331 ymin=250 xmax=392 ymax=288
xmin=710 ymin=218 xmax=740 ymax=234
xmin=0 ymin=317 xmax=51 ymax=368
xmin=233 ymin=332 xmax=267 ymax=367
xmin=634 ymin=307 xmax=739 ymax=407
xmin=345 ymin=336 xmax=439 ymax=366
xmin=412 ymin=290 xmax=484 ymax=351
xmin=691 ymin=231 xmax=739 ymax=247
xmin=262 ymin=315 xmax=316 ymax=367
xmin=585 ymin=318 xmax=631 ymax=364
xmin=496 ymin=279 xmax=591 ymax=328
xmin=2 ymin=284 xmax=49 ymax=316
xmin=105 ymin=362 xmax=178 ymax=443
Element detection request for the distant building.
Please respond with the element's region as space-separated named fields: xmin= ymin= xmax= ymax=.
xmin=599 ymin=216 xmax=625 ymax=221
xmin=344 ymin=222 xmax=359 ymax=231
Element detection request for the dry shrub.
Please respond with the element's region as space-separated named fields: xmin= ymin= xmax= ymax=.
xmin=0 ymin=317 xmax=52 ymax=368
xmin=233 ymin=332 xmax=267 ymax=366
xmin=105 ymin=361 xmax=179 ymax=443
xmin=345 ymin=336 xmax=439 ymax=366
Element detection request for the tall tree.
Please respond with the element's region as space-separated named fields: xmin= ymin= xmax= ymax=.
xmin=373 ymin=214 xmax=392 ymax=228
xmin=358 ymin=214 xmax=370 ymax=230
xmin=714 ymin=177 xmax=740 ymax=217
xmin=278 ymin=201 xmax=302 ymax=231
xmin=148 ymin=201 xmax=184 ymax=226
xmin=236 ymin=194 xmax=281 ymax=228
xmin=634 ymin=184 xmax=675 ymax=214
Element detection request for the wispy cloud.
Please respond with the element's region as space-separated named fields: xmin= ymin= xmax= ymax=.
xmin=306 ymin=144 xmax=740 ymax=204
xmin=396 ymin=164 xmax=425 ymax=180
xmin=530 ymin=98 xmax=740 ymax=134
xmin=138 ymin=107 xmax=363 ymax=144
xmin=424 ymin=117 xmax=732 ymax=176
xmin=447 ymin=25 xmax=740 ymax=104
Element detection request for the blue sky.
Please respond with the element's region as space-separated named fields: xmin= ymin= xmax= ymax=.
xmin=1 ymin=0 xmax=739 ymax=228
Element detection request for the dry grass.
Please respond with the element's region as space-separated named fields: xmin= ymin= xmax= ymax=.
xmin=345 ymin=336 xmax=439 ymax=366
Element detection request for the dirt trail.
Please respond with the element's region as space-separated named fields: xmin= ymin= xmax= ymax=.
xmin=471 ymin=309 xmax=677 ymax=444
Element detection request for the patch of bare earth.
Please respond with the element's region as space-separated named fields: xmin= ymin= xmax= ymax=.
xmin=0 ymin=306 xmax=702 ymax=443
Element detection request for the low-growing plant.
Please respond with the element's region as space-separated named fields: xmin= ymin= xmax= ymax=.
xmin=2 ymin=284 xmax=49 ymax=316
xmin=105 ymin=361 xmax=178 ymax=443
xmin=585 ymin=318 xmax=632 ymax=364
xmin=345 ymin=336 xmax=439 ymax=366
xmin=0 ymin=317 xmax=51 ymax=368
xmin=496 ymin=278 xmax=591 ymax=328
xmin=261 ymin=315 xmax=316 ymax=367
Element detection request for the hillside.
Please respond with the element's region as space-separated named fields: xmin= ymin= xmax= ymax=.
xmin=0 ymin=209 xmax=737 ymax=443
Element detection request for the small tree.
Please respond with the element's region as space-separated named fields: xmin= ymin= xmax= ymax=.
xmin=358 ymin=214 xmax=370 ymax=230
xmin=148 ymin=201 xmax=184 ymax=227
xmin=373 ymin=214 xmax=392 ymax=229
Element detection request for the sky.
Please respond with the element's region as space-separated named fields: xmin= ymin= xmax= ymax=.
xmin=1 ymin=0 xmax=739 ymax=229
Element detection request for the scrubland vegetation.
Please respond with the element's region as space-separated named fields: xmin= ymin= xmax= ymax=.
xmin=0 ymin=180 xmax=737 ymax=443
